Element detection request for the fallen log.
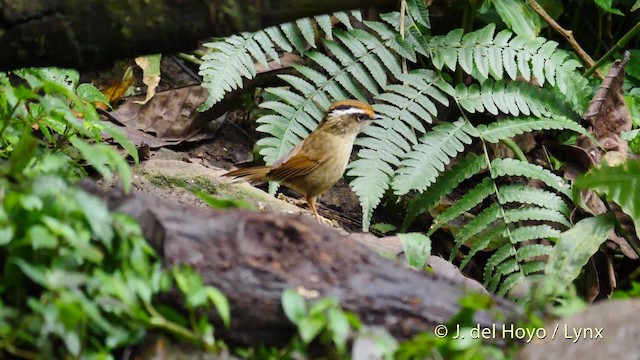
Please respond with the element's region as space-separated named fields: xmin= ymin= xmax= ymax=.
xmin=95 ymin=186 xmax=516 ymax=346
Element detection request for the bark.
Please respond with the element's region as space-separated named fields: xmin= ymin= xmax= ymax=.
xmin=92 ymin=185 xmax=517 ymax=346
xmin=0 ymin=0 xmax=392 ymax=71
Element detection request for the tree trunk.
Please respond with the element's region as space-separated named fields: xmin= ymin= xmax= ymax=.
xmin=0 ymin=0 xmax=392 ymax=71
xmin=93 ymin=185 xmax=516 ymax=346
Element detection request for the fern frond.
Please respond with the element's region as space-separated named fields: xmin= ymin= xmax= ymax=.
xmin=429 ymin=24 xmax=591 ymax=112
xmin=509 ymin=224 xmax=562 ymax=243
xmin=199 ymin=11 xmax=359 ymax=110
xmin=517 ymin=244 xmax=554 ymax=261
xmin=429 ymin=177 xmax=494 ymax=235
xmin=403 ymin=153 xmax=488 ymax=230
xmin=484 ymin=244 xmax=516 ymax=283
xmin=477 ymin=117 xmax=590 ymax=143
xmin=460 ymin=224 xmax=508 ymax=269
xmin=349 ymin=71 xmax=452 ymax=230
xmin=392 ymin=119 xmax=478 ymax=195
xmin=498 ymin=185 xmax=570 ymax=217
xmin=504 ymin=207 xmax=571 ymax=227
xmin=455 ymin=80 xmax=577 ymax=118
xmin=256 ymin=30 xmax=401 ymax=183
xmin=449 ymin=203 xmax=502 ymax=261
xmin=490 ymin=158 xmax=571 ymax=197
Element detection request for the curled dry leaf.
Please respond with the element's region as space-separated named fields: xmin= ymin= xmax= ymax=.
xmin=133 ymin=54 xmax=162 ymax=106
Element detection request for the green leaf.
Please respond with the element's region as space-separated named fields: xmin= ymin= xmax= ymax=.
xmin=282 ymin=289 xmax=307 ymax=324
xmin=327 ymin=308 xmax=350 ymax=352
xmin=478 ymin=117 xmax=589 ymax=143
xmin=76 ymin=83 xmax=111 ymax=108
xmin=632 ymin=0 xmax=640 ymax=12
xmin=102 ymin=123 xmax=139 ymax=164
xmin=398 ymin=233 xmax=431 ymax=269
xmin=8 ymin=131 xmax=39 ymax=177
xmin=545 ymin=214 xmax=614 ymax=287
xmin=491 ymin=158 xmax=571 ymax=197
xmin=206 ymin=287 xmax=231 ymax=328
xmin=172 ymin=267 xmax=207 ymax=309
xmin=593 ymin=0 xmax=624 ymax=15
xmin=298 ymin=313 xmax=326 ymax=344
xmin=575 ymin=160 xmax=640 ymax=238
xmin=493 ymin=0 xmax=538 ymax=39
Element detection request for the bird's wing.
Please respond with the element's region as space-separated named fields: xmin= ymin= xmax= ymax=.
xmin=267 ymin=152 xmax=320 ymax=182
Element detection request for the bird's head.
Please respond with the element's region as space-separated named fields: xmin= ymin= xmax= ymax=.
xmin=318 ymin=100 xmax=382 ymax=136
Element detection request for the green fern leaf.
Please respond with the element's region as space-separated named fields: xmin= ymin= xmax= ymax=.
xmin=490 ymin=258 xmax=520 ymax=292
xmin=450 ymin=203 xmax=502 ymax=261
xmin=509 ymin=225 xmax=562 ymax=244
xmin=455 ymin=80 xmax=577 ymax=118
xmin=499 ymin=185 xmax=570 ymax=217
xmin=403 ymin=153 xmax=488 ymax=230
xmin=477 ymin=117 xmax=589 ymax=143
xmin=517 ymin=244 xmax=554 ymax=261
xmin=393 ymin=119 xmax=478 ymax=195
xmin=349 ymin=71 xmax=452 ymax=230
xmin=504 ymin=207 xmax=571 ymax=227
xmin=407 ymin=0 xmax=431 ymax=28
xmin=521 ymin=260 xmax=547 ymax=275
xmin=491 ymin=158 xmax=571 ymax=197
xmin=484 ymin=244 xmax=516 ymax=285
xmin=575 ymin=160 xmax=640 ymax=238
xmin=429 ymin=177 xmax=494 ymax=235
xmin=496 ymin=271 xmax=525 ymax=296
xmin=460 ymin=224 xmax=508 ymax=269
xmin=429 ymin=23 xmax=589 ymax=109
xmin=199 ymin=12 xmax=359 ymax=110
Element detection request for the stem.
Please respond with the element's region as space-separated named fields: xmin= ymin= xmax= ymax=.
xmin=177 ymin=52 xmax=204 ymax=66
xmin=584 ymin=22 xmax=640 ymax=78
xmin=399 ymin=0 xmax=408 ymax=77
xmin=501 ymin=138 xmax=527 ymax=162
xmin=528 ymin=0 xmax=604 ymax=80
xmin=144 ymin=302 xmax=217 ymax=351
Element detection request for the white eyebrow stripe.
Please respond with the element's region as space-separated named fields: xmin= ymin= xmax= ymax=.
xmin=329 ymin=108 xmax=368 ymax=116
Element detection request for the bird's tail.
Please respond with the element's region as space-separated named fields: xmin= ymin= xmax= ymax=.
xmin=223 ymin=166 xmax=270 ymax=182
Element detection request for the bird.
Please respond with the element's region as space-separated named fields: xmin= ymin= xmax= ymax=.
xmin=223 ymin=100 xmax=382 ymax=223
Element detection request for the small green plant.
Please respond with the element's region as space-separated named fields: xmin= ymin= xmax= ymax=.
xmin=0 ymin=68 xmax=231 ymax=358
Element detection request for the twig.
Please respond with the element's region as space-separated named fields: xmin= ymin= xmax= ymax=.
xmin=171 ymin=53 xmax=203 ymax=82
xmin=585 ymin=22 xmax=640 ymax=78
xmin=528 ymin=0 xmax=604 ymax=80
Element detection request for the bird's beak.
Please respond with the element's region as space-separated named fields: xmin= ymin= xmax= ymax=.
xmin=373 ymin=114 xmax=383 ymax=120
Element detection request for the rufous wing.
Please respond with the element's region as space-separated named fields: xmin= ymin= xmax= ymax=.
xmin=267 ymin=152 xmax=320 ymax=182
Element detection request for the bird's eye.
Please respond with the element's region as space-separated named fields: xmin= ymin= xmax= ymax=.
xmin=356 ymin=113 xmax=368 ymax=122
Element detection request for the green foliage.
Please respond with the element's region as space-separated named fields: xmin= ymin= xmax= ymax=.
xmin=575 ymin=160 xmax=640 ymax=238
xmin=0 ymin=68 xmax=231 ymax=358
xmin=398 ymin=232 xmax=432 ymax=269
xmin=545 ymin=214 xmax=615 ymax=289
xmin=0 ymin=68 xmax=137 ymax=190
xmin=281 ymin=289 xmax=363 ymax=355
xmin=199 ymin=11 xmax=360 ymax=111
xmin=396 ymin=292 xmax=506 ymax=360
xmin=196 ymin=0 xmax=620 ymax=302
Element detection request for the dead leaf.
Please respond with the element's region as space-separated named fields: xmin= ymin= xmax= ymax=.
xmin=134 ymin=54 xmax=162 ymax=105
xmin=97 ymin=66 xmax=135 ymax=110
xmin=576 ymin=51 xmax=632 ymax=163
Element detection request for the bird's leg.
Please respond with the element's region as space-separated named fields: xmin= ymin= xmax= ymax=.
xmin=306 ymin=196 xmax=322 ymax=224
